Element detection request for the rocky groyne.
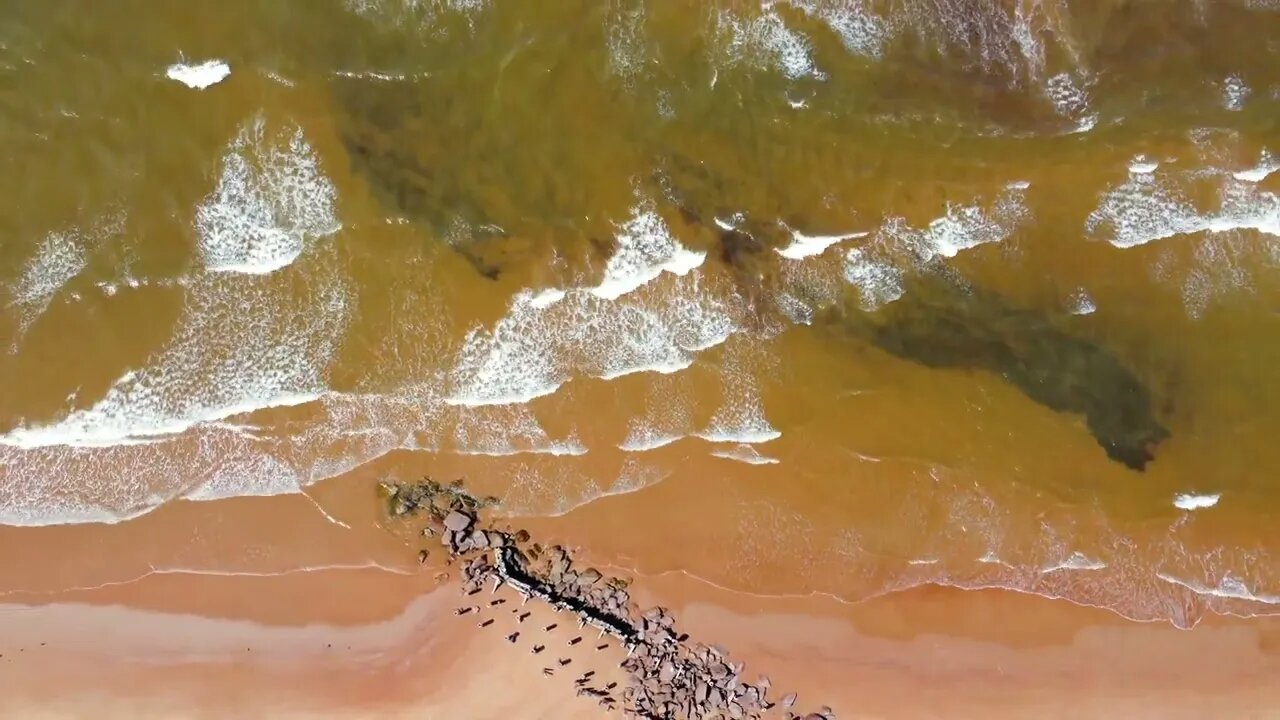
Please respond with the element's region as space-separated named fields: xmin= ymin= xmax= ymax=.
xmin=384 ymin=478 xmax=836 ymax=720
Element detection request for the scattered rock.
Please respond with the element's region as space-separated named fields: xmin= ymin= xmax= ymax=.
xmin=383 ymin=475 xmax=833 ymax=720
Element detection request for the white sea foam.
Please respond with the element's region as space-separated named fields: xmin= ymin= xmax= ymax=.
xmin=0 ymin=392 xmax=322 ymax=450
xmin=1045 ymin=72 xmax=1097 ymax=131
xmin=619 ymin=372 xmax=694 ymax=452
xmin=165 ymin=60 xmax=231 ymax=90
xmin=605 ymin=0 xmax=647 ymax=81
xmin=787 ymin=0 xmax=890 ymax=57
xmin=1041 ymin=551 xmax=1107 ymax=573
xmin=9 ymin=213 xmax=126 ymax=345
xmin=195 ymin=118 xmax=341 ymax=274
xmin=714 ymin=6 xmax=819 ymax=80
xmin=590 ymin=205 xmax=705 ymax=300
xmin=13 ymin=232 xmax=87 ymax=309
xmin=448 ymin=279 xmax=732 ymax=406
xmin=1128 ymin=155 xmax=1159 ymax=174
xmin=1068 ymin=288 xmax=1096 ymax=315
xmin=345 ymin=0 xmax=489 ymax=25
xmin=774 ymin=292 xmax=816 ymax=325
xmin=713 ymin=215 xmax=742 ymax=231
xmin=0 ymin=395 xmax=344 ymax=525
xmin=697 ymin=346 xmax=780 ymax=444
xmin=451 ymin=406 xmax=587 ymax=457
xmin=919 ymin=205 xmax=1012 ymax=258
xmin=770 ymin=186 xmax=1029 ymax=322
xmin=1156 ymin=572 xmax=1280 ymax=605
xmin=697 ymin=424 xmax=780 ymax=444
xmin=710 ymin=444 xmax=780 ymax=465
xmin=261 ymin=70 xmax=295 ymax=87
xmin=1169 ymin=232 xmax=1259 ymax=319
xmin=618 ymin=430 xmax=683 ymax=452
xmin=448 ymin=201 xmax=733 ymax=406
xmin=1085 ymin=170 xmax=1209 ymax=248
xmin=1090 ymin=154 xmax=1280 ymax=249
xmin=10 ymin=232 xmax=86 ymax=344
xmin=0 ymin=119 xmax=350 ymax=523
xmin=597 ymin=356 xmax=693 ymax=381
xmin=446 ymin=290 xmax=566 ymax=406
xmin=527 ymin=288 xmax=566 ymax=308
xmin=1071 ymin=115 xmax=1098 ymax=134
xmin=1233 ymin=151 xmax=1278 ymax=182
xmin=1173 ymin=492 xmax=1221 ymax=511
xmin=183 ymin=451 xmax=303 ymax=501
xmin=1206 ymin=182 xmax=1280 ymax=237
xmin=1222 ymin=74 xmax=1250 ymax=111
xmin=775 ymin=227 xmax=868 ymax=259
xmin=842 ymin=247 xmax=904 ymax=310
xmin=884 ymin=183 xmax=1029 ymax=262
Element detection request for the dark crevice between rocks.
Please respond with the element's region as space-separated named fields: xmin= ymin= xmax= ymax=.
xmin=384 ymin=478 xmax=836 ymax=720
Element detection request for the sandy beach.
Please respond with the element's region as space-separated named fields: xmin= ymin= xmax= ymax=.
xmin=4 ymin=566 xmax=1279 ymax=719
xmin=2 ymin=478 xmax=1278 ymax=720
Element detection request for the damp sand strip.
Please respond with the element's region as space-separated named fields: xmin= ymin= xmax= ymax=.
xmin=383 ymin=479 xmax=834 ymax=720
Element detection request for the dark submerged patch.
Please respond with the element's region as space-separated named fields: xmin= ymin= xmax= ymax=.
xmin=829 ymin=270 xmax=1169 ymax=471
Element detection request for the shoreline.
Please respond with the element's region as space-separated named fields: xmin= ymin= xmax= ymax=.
xmin=0 ymin=470 xmax=1276 ymax=719
xmin=2 ymin=561 xmax=1278 ymax=719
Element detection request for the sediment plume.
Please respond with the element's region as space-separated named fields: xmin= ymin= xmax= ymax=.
xmin=383 ymin=478 xmax=835 ymax=720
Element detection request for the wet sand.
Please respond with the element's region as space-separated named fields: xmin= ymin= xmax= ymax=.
xmin=1 ymin=472 xmax=1278 ymax=720
xmin=2 ymin=563 xmax=1278 ymax=720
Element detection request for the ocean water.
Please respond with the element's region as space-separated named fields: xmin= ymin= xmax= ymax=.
xmin=1 ymin=0 xmax=1280 ymax=628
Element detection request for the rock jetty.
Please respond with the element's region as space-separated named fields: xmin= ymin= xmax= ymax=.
xmin=383 ymin=478 xmax=835 ymax=720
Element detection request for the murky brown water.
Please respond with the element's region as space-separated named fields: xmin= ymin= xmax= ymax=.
xmin=2 ymin=0 xmax=1280 ymax=630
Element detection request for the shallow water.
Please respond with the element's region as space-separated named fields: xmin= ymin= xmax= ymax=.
xmin=2 ymin=0 xmax=1280 ymax=628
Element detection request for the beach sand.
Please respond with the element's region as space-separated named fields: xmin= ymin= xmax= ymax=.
xmin=2 ymin=509 xmax=1278 ymax=720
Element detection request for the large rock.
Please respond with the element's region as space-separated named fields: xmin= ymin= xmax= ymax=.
xmin=443 ymin=511 xmax=473 ymax=533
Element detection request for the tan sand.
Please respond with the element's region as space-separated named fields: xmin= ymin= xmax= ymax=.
xmin=2 ymin=464 xmax=1278 ymax=720
xmin=2 ymin=558 xmax=1278 ymax=720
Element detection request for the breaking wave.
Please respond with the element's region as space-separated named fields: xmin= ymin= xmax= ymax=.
xmin=0 ymin=117 xmax=349 ymax=524
xmin=196 ymin=117 xmax=341 ymax=275
xmin=165 ymin=60 xmax=231 ymax=90
xmin=1087 ymin=150 xmax=1280 ymax=249
xmin=447 ymin=201 xmax=732 ymax=407
xmin=8 ymin=213 xmax=126 ymax=346
xmin=710 ymin=443 xmax=780 ymax=465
